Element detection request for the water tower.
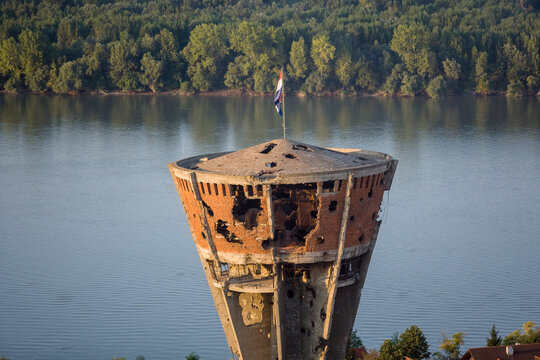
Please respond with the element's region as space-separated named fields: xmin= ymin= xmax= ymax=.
xmin=169 ymin=139 xmax=397 ymax=360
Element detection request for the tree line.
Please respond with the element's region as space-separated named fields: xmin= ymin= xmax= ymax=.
xmin=348 ymin=321 xmax=540 ymax=360
xmin=0 ymin=0 xmax=539 ymax=97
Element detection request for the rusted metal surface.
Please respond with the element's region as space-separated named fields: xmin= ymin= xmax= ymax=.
xmin=168 ymin=139 xmax=398 ymax=360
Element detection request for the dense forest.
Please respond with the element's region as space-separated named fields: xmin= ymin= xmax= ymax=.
xmin=0 ymin=0 xmax=539 ymax=97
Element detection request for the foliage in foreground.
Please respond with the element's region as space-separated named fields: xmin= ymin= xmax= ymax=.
xmin=0 ymin=0 xmax=539 ymax=97
xmin=502 ymin=321 xmax=540 ymax=345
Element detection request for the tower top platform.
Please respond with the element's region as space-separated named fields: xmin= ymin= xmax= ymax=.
xmin=172 ymin=139 xmax=395 ymax=185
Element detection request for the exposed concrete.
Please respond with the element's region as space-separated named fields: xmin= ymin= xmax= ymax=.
xmin=169 ymin=139 xmax=397 ymax=360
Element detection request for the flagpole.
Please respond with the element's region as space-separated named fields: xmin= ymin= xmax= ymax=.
xmin=282 ymin=68 xmax=286 ymax=139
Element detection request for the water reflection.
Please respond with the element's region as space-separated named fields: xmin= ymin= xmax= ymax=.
xmin=1 ymin=93 xmax=540 ymax=360
xmin=2 ymin=94 xmax=539 ymax=148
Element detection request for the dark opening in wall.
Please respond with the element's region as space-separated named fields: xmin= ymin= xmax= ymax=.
xmin=287 ymin=289 xmax=294 ymax=298
xmin=322 ymin=180 xmax=334 ymax=191
xmin=216 ymin=219 xmax=230 ymax=238
xmin=328 ymin=201 xmax=338 ymax=212
xmin=272 ymin=183 xmax=318 ymax=247
xmin=201 ymin=232 xmax=206 ymax=239
xmin=283 ymin=153 xmax=297 ymax=159
xmin=266 ymin=162 xmax=277 ymax=168
xmin=316 ymin=236 xmax=325 ymax=244
xmin=216 ymin=220 xmax=242 ymax=243
xmin=232 ymin=193 xmax=262 ymax=230
xmin=260 ymin=143 xmax=276 ymax=154
xmin=292 ymin=144 xmax=313 ymax=152
xmin=261 ymin=238 xmax=271 ymax=249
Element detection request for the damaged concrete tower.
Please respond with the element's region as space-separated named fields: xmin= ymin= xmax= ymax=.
xmin=169 ymin=139 xmax=397 ymax=360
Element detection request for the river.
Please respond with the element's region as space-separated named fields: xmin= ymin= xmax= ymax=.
xmin=1 ymin=94 xmax=539 ymax=360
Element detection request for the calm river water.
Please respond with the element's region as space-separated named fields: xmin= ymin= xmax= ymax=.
xmin=1 ymin=94 xmax=539 ymax=360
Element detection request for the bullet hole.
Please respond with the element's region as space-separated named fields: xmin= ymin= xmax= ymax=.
xmin=316 ymin=236 xmax=325 ymax=244
xmin=315 ymin=337 xmax=328 ymax=352
xmin=320 ymin=308 xmax=326 ymax=321
xmin=368 ymin=188 xmax=373 ymax=198
xmin=202 ymin=201 xmax=214 ymax=217
xmin=328 ymin=201 xmax=337 ymax=212
xmin=292 ymin=144 xmax=313 ymax=152
xmin=301 ymin=328 xmax=306 ymax=334
xmin=307 ymin=329 xmax=311 ymax=337
xmin=359 ymin=233 xmax=365 ymax=242
xmin=359 ymin=197 xmax=364 ymax=202
xmin=266 ymin=162 xmax=277 ymax=168
xmin=312 ymin=321 xmax=315 ymax=328
xmin=284 ymin=153 xmax=297 ymax=159
xmin=201 ymin=232 xmax=206 ymax=239
xmin=216 ymin=219 xmax=229 ymax=238
xmin=285 ymin=218 xmax=296 ymax=231
xmin=310 ymin=299 xmax=314 ymax=308
xmin=310 ymin=210 xmax=318 ymax=219
xmin=287 ymin=289 xmax=294 ymax=298
xmin=216 ymin=220 xmax=242 ymax=243
xmin=261 ymin=238 xmax=271 ymax=249
xmin=260 ymin=143 xmax=276 ymax=154
xmin=349 ymin=216 xmax=355 ymax=221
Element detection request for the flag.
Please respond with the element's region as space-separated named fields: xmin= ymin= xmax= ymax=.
xmin=274 ymin=68 xmax=283 ymax=116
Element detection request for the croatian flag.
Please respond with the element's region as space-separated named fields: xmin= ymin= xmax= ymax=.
xmin=274 ymin=69 xmax=283 ymax=116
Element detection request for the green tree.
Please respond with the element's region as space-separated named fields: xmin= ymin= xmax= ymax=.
xmin=398 ymin=325 xmax=431 ymax=360
xmin=486 ymin=324 xmax=502 ymax=347
xmin=335 ymin=53 xmax=353 ymax=89
xmin=503 ymin=42 xmax=529 ymax=83
xmin=18 ymin=29 xmax=51 ymax=91
xmin=156 ymin=29 xmax=182 ymax=89
xmin=355 ymin=57 xmax=379 ymax=92
xmin=0 ymin=37 xmax=22 ymax=83
xmin=400 ymin=73 xmax=422 ymax=96
xmin=379 ymin=334 xmax=402 ymax=360
xmin=186 ymin=352 xmax=200 ymax=360
xmin=426 ymin=75 xmax=447 ymax=98
xmin=390 ymin=24 xmax=435 ymax=78
xmin=503 ymin=321 xmax=540 ymax=345
xmin=475 ymin=52 xmax=490 ymax=95
xmin=382 ymin=63 xmax=408 ymax=94
xmin=109 ymin=37 xmax=140 ymax=90
xmin=52 ymin=60 xmax=85 ymax=93
xmin=443 ymin=58 xmax=461 ymax=81
xmin=140 ymin=52 xmax=163 ymax=92
xmin=311 ymin=34 xmax=335 ymax=77
xmin=183 ymin=23 xmax=228 ymax=91
xmin=228 ymin=21 xmax=282 ymax=92
xmin=435 ymin=332 xmax=464 ymax=360
xmin=224 ymin=55 xmax=253 ymax=90
xmin=346 ymin=330 xmax=364 ymax=360
xmin=287 ymin=37 xmax=308 ymax=85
